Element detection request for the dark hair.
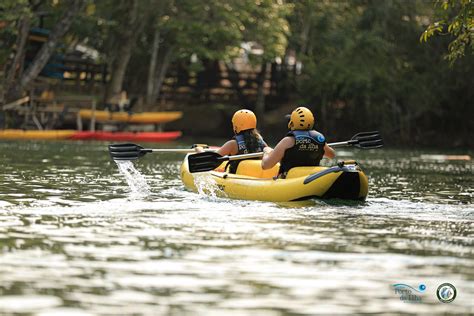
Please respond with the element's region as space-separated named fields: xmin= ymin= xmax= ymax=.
xmin=240 ymin=129 xmax=265 ymax=151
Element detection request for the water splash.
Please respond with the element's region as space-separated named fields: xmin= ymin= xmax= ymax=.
xmin=115 ymin=160 xmax=151 ymax=197
xmin=193 ymin=173 xmax=223 ymax=199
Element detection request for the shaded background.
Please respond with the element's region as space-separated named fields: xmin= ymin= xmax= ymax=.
xmin=1 ymin=0 xmax=473 ymax=147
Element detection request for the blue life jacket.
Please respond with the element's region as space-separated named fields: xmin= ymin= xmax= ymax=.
xmin=228 ymin=131 xmax=266 ymax=174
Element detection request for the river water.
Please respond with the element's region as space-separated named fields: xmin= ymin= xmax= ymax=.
xmin=0 ymin=140 xmax=472 ymax=315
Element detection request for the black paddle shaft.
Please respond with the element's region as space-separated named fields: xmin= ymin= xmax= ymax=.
xmin=108 ymin=143 xmax=208 ymax=161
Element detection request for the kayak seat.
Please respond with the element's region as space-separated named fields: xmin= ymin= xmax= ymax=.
xmin=215 ymin=161 xmax=228 ymax=172
xmin=285 ymin=166 xmax=326 ymax=179
xmin=235 ymin=160 xmax=279 ymax=178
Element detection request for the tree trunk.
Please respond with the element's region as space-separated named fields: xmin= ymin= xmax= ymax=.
xmin=321 ymin=96 xmax=328 ymax=131
xmin=107 ymin=42 xmax=135 ymax=101
xmin=146 ymin=29 xmax=161 ymax=105
xmin=5 ymin=16 xmax=31 ymax=101
xmin=300 ymin=19 xmax=312 ymax=56
xmin=255 ymin=62 xmax=268 ymax=126
xmin=151 ymin=46 xmax=174 ymax=105
xmin=106 ymin=0 xmax=140 ymax=101
xmin=18 ymin=0 xmax=85 ymax=93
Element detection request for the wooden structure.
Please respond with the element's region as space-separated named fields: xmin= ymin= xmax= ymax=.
xmin=134 ymin=59 xmax=298 ymax=108
xmin=1 ymin=95 xmax=97 ymax=131
xmin=19 ymin=25 xmax=296 ymax=108
xmin=1 ymin=92 xmax=183 ymax=140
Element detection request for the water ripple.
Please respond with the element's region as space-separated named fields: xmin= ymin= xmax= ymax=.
xmin=0 ymin=141 xmax=472 ymax=314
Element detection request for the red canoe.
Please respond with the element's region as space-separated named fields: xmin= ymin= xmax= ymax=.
xmin=70 ymin=131 xmax=182 ymax=142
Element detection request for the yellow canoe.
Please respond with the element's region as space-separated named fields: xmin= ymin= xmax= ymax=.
xmin=78 ymin=110 xmax=183 ymax=124
xmin=180 ymin=158 xmax=368 ymax=202
xmin=0 ymin=129 xmax=76 ymax=140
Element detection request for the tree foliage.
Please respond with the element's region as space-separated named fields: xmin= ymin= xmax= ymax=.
xmin=421 ymin=0 xmax=474 ymax=63
xmin=286 ymin=0 xmax=473 ymax=145
xmin=0 ymin=0 xmax=472 ymax=146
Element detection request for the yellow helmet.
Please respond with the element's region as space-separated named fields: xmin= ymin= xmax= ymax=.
xmin=288 ymin=106 xmax=314 ymax=130
xmin=232 ymin=109 xmax=257 ymax=133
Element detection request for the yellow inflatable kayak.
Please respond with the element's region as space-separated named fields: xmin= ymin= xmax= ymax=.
xmin=0 ymin=129 xmax=76 ymax=140
xmin=78 ymin=110 xmax=182 ymax=124
xmin=180 ymin=157 xmax=368 ymax=202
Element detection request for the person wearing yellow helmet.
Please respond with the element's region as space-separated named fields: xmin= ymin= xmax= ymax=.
xmin=215 ymin=109 xmax=269 ymax=173
xmin=261 ymin=106 xmax=335 ymax=177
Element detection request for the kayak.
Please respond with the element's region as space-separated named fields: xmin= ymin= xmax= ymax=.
xmin=0 ymin=129 xmax=181 ymax=142
xmin=0 ymin=129 xmax=76 ymax=140
xmin=70 ymin=131 xmax=182 ymax=142
xmin=78 ymin=110 xmax=183 ymax=124
xmin=180 ymin=157 xmax=368 ymax=202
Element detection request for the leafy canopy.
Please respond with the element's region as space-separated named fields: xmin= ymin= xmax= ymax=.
xmin=420 ymin=0 xmax=474 ymax=64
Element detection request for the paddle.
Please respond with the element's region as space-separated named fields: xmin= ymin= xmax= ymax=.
xmin=329 ymin=131 xmax=383 ymax=149
xmin=108 ymin=143 xmax=213 ymax=161
xmin=188 ymin=131 xmax=383 ymax=173
xmin=188 ymin=152 xmax=264 ymax=173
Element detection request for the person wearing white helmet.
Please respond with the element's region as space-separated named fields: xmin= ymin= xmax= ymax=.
xmin=261 ymin=106 xmax=335 ymax=178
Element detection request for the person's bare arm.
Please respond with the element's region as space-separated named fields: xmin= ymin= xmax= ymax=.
xmin=261 ymin=137 xmax=294 ymax=169
xmin=217 ymin=140 xmax=238 ymax=156
xmin=323 ymin=143 xmax=336 ymax=159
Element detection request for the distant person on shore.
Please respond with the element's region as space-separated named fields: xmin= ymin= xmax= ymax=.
xmin=198 ymin=109 xmax=270 ymax=173
xmin=105 ymin=91 xmax=130 ymax=112
xmin=39 ymin=89 xmax=55 ymax=101
xmin=261 ymin=106 xmax=335 ymax=178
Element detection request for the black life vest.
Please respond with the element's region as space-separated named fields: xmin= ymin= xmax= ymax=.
xmin=279 ymin=130 xmax=326 ymax=175
xmin=228 ymin=131 xmax=266 ymax=174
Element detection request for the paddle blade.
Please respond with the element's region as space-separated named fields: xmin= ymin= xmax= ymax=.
xmin=352 ymin=131 xmax=380 ymax=141
xmin=352 ymin=131 xmax=383 ymax=149
xmin=108 ymin=143 xmax=146 ymax=161
xmin=188 ymin=152 xmax=223 ymax=173
xmin=356 ymin=139 xmax=384 ymax=149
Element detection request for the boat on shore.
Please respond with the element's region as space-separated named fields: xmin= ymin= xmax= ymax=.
xmin=0 ymin=129 xmax=77 ymax=140
xmin=180 ymin=157 xmax=368 ymax=202
xmin=78 ymin=110 xmax=183 ymax=124
xmin=70 ymin=131 xmax=182 ymax=142
xmin=0 ymin=130 xmax=182 ymax=142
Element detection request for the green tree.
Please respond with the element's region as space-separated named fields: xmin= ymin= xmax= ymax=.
xmin=126 ymin=0 xmax=289 ymax=108
xmin=421 ymin=0 xmax=474 ymax=64
xmin=1 ymin=0 xmax=35 ymax=102
xmin=1 ymin=0 xmax=86 ymax=103
xmin=285 ymin=0 xmax=473 ymax=146
xmin=236 ymin=0 xmax=290 ymax=119
xmin=103 ymin=0 xmax=151 ymax=101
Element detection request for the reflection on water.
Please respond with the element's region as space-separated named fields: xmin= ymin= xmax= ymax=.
xmin=0 ymin=141 xmax=473 ymax=314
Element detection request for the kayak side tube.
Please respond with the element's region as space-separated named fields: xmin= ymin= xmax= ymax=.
xmin=303 ymin=164 xmax=368 ymax=200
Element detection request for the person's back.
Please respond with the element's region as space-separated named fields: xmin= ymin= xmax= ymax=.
xmin=279 ymin=129 xmax=327 ymax=174
xmin=215 ymin=109 xmax=269 ymax=173
xmin=261 ymin=107 xmax=335 ymax=177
